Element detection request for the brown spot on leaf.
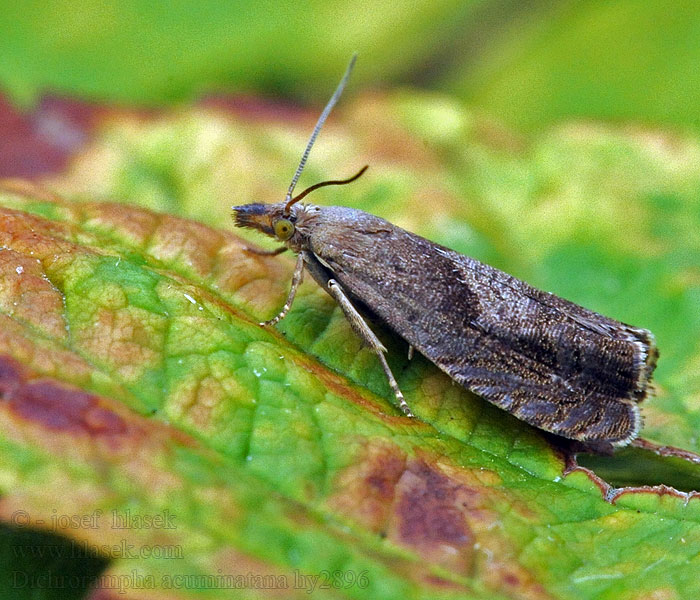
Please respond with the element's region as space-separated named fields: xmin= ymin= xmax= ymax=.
xmin=0 ymin=355 xmax=126 ymax=437
xmin=329 ymin=443 xmax=477 ymax=574
xmin=0 ymin=355 xmax=21 ymax=396
xmin=392 ymin=459 xmax=474 ymax=573
xmin=503 ymin=572 xmax=522 ymax=587
xmin=330 ymin=445 xmax=553 ymax=596
xmin=328 ymin=440 xmax=407 ymax=533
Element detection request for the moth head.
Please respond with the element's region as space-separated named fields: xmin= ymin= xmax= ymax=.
xmin=231 ymin=165 xmax=368 ymax=243
xmin=231 ymin=202 xmax=293 ymax=240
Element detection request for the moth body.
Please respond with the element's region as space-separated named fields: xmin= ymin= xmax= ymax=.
xmin=231 ymin=55 xmax=658 ymax=450
xmin=232 ymin=201 xmax=658 ymax=448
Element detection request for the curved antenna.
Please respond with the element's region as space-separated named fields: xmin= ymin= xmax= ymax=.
xmin=284 ymin=53 xmax=357 ymax=213
xmin=284 ymin=165 xmax=368 ymax=213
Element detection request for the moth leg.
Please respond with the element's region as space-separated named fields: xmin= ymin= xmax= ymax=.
xmin=326 ymin=279 xmax=414 ymax=418
xmin=407 ymin=345 xmax=414 ymax=361
xmin=261 ymin=253 xmax=304 ymax=326
xmin=244 ymin=245 xmax=288 ymax=256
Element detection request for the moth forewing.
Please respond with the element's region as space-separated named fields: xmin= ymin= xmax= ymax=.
xmin=304 ymin=205 xmax=657 ymax=446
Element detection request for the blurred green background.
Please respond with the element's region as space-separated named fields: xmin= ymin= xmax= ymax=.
xmin=2 ymin=0 xmax=700 ymax=132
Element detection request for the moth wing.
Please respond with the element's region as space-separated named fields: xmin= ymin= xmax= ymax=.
xmin=308 ymin=214 xmax=655 ymax=445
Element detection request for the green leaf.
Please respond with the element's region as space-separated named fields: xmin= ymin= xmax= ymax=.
xmin=1 ymin=92 xmax=699 ymax=599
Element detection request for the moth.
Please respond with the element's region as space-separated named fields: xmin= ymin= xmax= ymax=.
xmin=232 ymin=56 xmax=658 ymax=449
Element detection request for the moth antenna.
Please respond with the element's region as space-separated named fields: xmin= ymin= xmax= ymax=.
xmin=285 ymin=165 xmax=368 ymax=211
xmin=284 ymin=53 xmax=357 ymax=215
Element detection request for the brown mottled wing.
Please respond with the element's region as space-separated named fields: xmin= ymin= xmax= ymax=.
xmin=308 ymin=207 xmax=657 ymax=445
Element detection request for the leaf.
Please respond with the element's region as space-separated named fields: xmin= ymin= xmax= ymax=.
xmin=1 ymin=93 xmax=700 ymax=599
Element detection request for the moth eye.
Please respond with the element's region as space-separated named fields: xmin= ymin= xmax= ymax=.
xmin=274 ymin=218 xmax=295 ymax=241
